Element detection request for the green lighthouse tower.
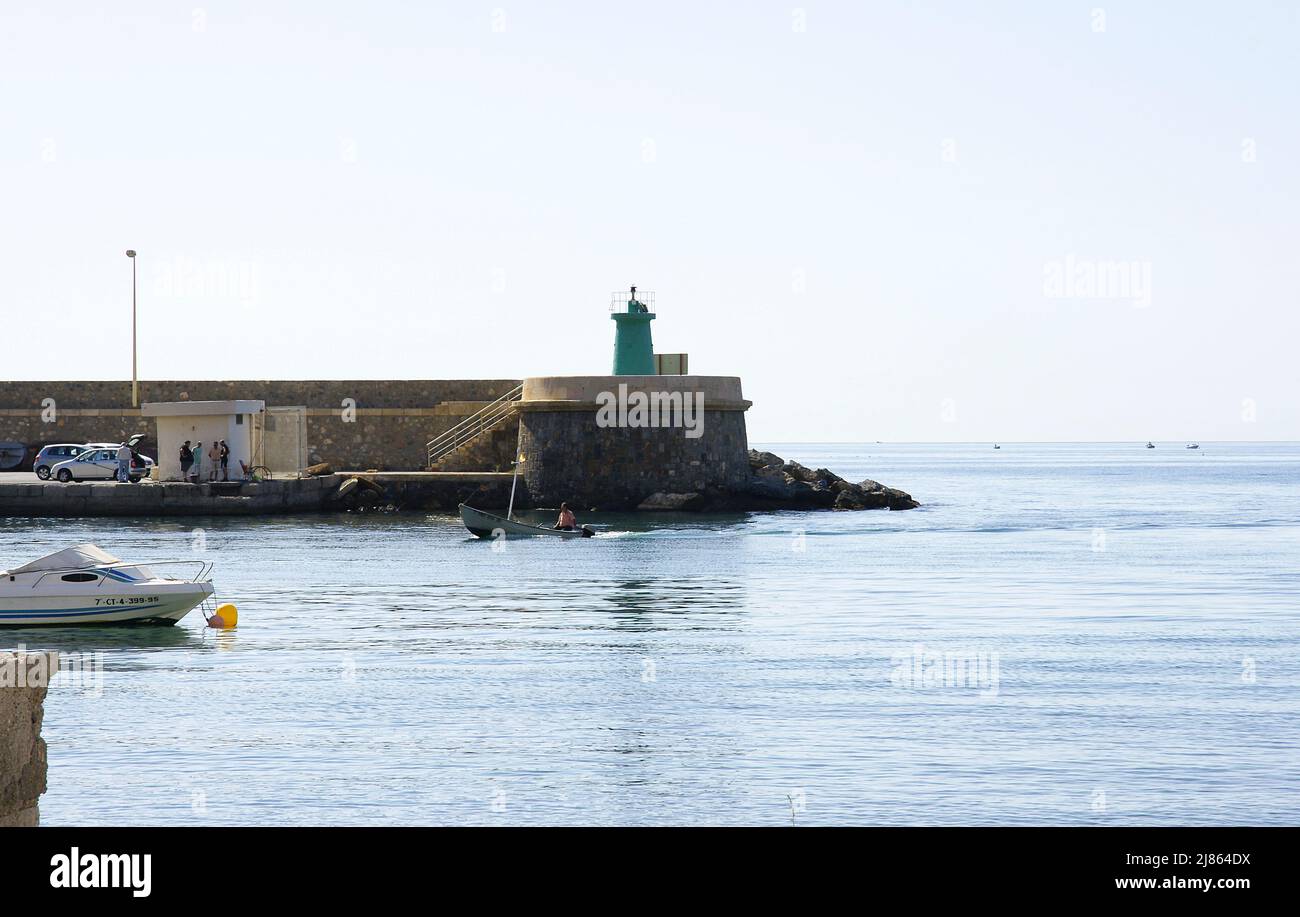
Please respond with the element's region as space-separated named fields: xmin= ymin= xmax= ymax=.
xmin=610 ymin=285 xmax=655 ymax=375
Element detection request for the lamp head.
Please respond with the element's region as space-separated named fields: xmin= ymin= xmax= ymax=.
xmin=125 ymin=250 xmax=136 ymax=258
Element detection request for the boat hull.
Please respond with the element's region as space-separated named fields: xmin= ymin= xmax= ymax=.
xmin=459 ymin=504 xmax=593 ymax=539
xmin=0 ymin=581 xmax=213 ymax=626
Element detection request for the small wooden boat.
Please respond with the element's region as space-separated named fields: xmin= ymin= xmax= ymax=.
xmin=460 ymin=431 xmax=595 ymax=539
xmin=459 ymin=503 xmax=594 ymax=539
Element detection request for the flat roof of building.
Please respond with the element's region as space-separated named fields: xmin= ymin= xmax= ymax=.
xmin=141 ymin=400 xmax=266 ymax=417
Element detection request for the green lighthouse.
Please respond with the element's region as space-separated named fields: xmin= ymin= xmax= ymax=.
xmin=610 ymin=285 xmax=656 ymax=375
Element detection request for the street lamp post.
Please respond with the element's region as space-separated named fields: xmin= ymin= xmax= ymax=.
xmin=126 ymin=250 xmax=137 ymax=407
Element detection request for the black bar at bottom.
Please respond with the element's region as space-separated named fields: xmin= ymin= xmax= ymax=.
xmin=0 ymin=826 xmax=1287 ymax=903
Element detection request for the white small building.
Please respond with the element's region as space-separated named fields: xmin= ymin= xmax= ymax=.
xmin=142 ymin=400 xmax=265 ymax=482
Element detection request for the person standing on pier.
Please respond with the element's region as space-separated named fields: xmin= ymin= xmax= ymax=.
xmin=207 ymin=442 xmax=221 ymax=481
xmin=115 ymin=442 xmax=132 ymax=482
xmin=219 ymin=440 xmax=230 ymax=481
xmin=179 ymin=441 xmax=194 ymax=481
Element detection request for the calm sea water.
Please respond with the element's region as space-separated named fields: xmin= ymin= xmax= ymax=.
xmin=3 ymin=442 xmax=1297 ymax=826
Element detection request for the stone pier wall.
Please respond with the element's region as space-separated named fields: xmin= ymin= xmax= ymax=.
xmin=517 ymin=375 xmax=752 ymax=509
xmin=0 ymin=380 xmax=520 ymax=472
xmin=1 ymin=376 xmax=769 ymax=511
xmin=337 ymin=472 xmax=521 ymax=512
xmin=0 ymin=652 xmax=57 ymax=827
xmin=0 ymin=476 xmax=340 ymax=517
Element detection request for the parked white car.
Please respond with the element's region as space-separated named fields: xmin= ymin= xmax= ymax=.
xmin=49 ymin=447 xmax=155 ymax=483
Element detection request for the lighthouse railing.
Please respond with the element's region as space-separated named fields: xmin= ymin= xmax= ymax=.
xmin=609 ymin=290 xmax=656 ymax=313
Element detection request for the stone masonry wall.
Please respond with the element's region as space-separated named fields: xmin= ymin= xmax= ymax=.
xmin=0 ymin=380 xmax=520 ymax=472
xmin=519 ymin=409 xmax=751 ymax=509
xmin=0 ymin=476 xmax=339 ymax=517
xmin=0 ymin=652 xmax=57 ymax=827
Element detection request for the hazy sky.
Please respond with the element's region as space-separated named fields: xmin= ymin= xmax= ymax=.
xmin=1 ymin=2 xmax=1296 ymax=441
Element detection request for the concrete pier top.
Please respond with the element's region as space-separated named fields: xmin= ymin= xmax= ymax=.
xmin=337 ymin=471 xmax=514 ymax=483
xmin=520 ymin=375 xmax=750 ymax=409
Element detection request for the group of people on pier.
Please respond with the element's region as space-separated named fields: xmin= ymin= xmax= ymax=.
xmin=178 ymin=440 xmax=231 ymax=482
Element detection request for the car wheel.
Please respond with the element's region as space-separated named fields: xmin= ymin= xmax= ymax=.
xmin=56 ymin=469 xmax=73 ymax=483
xmin=35 ymin=466 xmax=51 ymax=480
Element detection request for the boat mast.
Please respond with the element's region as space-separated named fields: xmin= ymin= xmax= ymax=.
xmin=506 ymin=422 xmax=522 ymax=521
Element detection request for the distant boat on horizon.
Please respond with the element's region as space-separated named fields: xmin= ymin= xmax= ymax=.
xmin=993 ymin=443 xmax=1001 ymax=450
xmin=1146 ymin=442 xmax=1155 ymax=449
xmin=1186 ymin=443 xmax=1200 ymax=450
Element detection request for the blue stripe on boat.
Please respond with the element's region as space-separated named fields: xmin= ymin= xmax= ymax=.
xmin=0 ymin=603 xmax=165 ymax=619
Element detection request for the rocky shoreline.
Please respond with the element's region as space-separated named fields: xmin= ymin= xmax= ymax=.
xmin=635 ymin=449 xmax=919 ymax=513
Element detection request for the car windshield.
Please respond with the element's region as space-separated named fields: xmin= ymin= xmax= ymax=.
xmin=75 ymin=450 xmax=96 ymax=461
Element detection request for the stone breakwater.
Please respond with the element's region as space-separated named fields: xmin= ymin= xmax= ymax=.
xmin=0 ymin=652 xmax=57 ymax=827
xmin=0 ymin=456 xmax=916 ymax=517
xmin=1 ymin=376 xmax=922 ymax=514
xmin=513 ymin=376 xmax=918 ymax=513
xmin=635 ymin=449 xmax=919 ymax=512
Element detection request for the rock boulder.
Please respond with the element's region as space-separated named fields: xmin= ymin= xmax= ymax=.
xmin=637 ymin=492 xmax=707 ymax=511
xmin=630 ymin=451 xmax=918 ymax=512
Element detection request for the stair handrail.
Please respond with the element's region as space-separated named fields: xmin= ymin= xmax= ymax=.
xmin=427 ymin=403 xmax=516 ymax=466
xmin=426 ymin=384 xmax=523 ymax=465
xmin=427 ymin=384 xmax=523 ymax=453
xmin=427 ymin=395 xmax=519 ymax=459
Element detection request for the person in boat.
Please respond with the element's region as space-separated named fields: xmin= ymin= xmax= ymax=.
xmin=554 ymin=502 xmax=577 ymax=531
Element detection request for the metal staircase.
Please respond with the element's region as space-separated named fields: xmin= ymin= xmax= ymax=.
xmin=426 ymin=384 xmax=523 ymax=467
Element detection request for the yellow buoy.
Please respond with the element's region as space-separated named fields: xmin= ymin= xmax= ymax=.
xmin=210 ymin=602 xmax=238 ymax=629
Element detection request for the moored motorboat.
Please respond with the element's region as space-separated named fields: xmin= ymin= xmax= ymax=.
xmin=0 ymin=544 xmax=214 ymax=625
xmin=459 ymin=504 xmax=594 ymax=539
